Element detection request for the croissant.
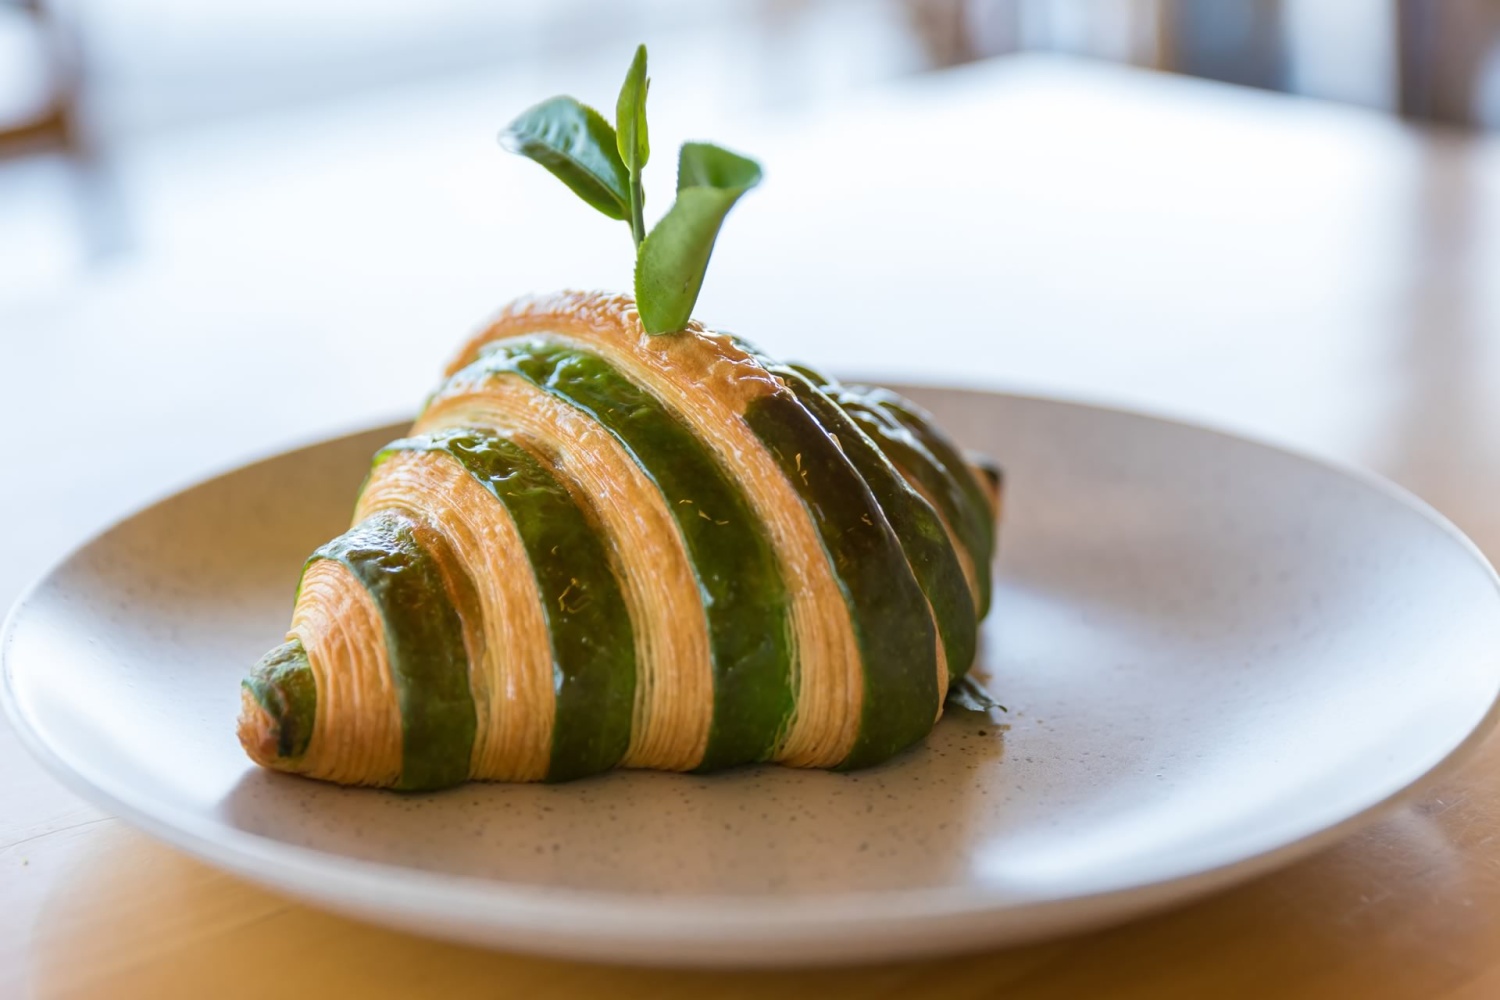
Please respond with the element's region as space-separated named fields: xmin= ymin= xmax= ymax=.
xmin=238 ymin=292 xmax=1001 ymax=789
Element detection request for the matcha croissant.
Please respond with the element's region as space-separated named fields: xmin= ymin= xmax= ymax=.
xmin=238 ymin=292 xmax=1001 ymax=789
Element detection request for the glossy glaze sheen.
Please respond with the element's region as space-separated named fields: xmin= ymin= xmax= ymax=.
xmin=760 ymin=359 xmax=977 ymax=682
xmin=382 ymin=430 xmax=637 ymax=782
xmin=743 ymin=392 xmax=940 ymax=768
xmin=830 ymin=387 xmax=994 ymax=616
xmin=460 ymin=341 xmax=793 ymax=769
xmin=313 ymin=511 xmax=475 ymax=791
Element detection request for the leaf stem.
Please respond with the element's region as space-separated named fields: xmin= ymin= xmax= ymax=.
xmin=629 ymin=169 xmax=646 ymax=249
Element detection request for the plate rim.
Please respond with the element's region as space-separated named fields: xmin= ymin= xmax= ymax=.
xmin=7 ymin=386 xmax=1500 ymax=964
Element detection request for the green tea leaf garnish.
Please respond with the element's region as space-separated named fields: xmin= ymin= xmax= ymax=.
xmin=500 ymin=96 xmax=630 ymax=221
xmin=634 ymin=143 xmax=762 ymax=334
xmin=616 ymin=44 xmax=650 ymax=247
xmin=946 ymin=675 xmax=1008 ymax=714
xmin=500 ymin=45 xmax=762 ymax=334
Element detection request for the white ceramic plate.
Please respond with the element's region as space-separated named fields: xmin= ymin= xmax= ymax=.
xmin=6 ymin=387 xmax=1500 ymax=967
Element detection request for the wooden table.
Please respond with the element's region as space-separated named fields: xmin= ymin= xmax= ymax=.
xmin=5 ymin=54 xmax=1500 ymax=997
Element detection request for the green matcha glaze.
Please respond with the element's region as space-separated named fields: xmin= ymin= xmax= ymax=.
xmin=380 ymin=430 xmax=638 ymax=782
xmin=312 ymin=510 xmax=476 ymax=791
xmin=743 ymin=391 xmax=940 ymax=770
xmin=757 ymin=360 xmax=978 ymax=682
xmin=868 ymin=387 xmax=999 ymax=550
xmin=453 ymin=339 xmax=796 ymax=771
xmin=243 ymin=638 xmax=317 ymax=759
xmin=807 ymin=375 xmax=1000 ymax=595
xmin=828 ymin=386 xmax=995 ymax=617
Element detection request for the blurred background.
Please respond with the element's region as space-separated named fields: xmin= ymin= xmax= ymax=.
xmin=2 ymin=1 xmax=1500 ymax=605
xmin=4 ymin=0 xmax=1500 ymax=301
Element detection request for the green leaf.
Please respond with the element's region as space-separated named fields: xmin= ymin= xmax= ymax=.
xmin=615 ymin=44 xmax=650 ymax=247
xmin=946 ymin=675 xmax=1008 ymax=714
xmin=675 ymin=140 xmax=761 ymax=193
xmin=616 ymin=45 xmax=650 ymax=173
xmin=634 ymin=143 xmax=762 ymax=334
xmin=500 ymin=96 xmax=630 ymax=221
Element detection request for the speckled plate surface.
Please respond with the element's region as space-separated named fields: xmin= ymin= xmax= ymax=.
xmin=6 ymin=387 xmax=1500 ymax=967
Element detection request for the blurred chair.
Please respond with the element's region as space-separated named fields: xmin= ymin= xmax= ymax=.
xmin=1157 ymin=0 xmax=1286 ymax=90
xmin=0 ymin=0 xmax=78 ymax=158
xmin=1397 ymin=0 xmax=1500 ymax=126
xmin=0 ymin=0 xmax=126 ymax=273
xmin=903 ymin=0 xmax=1500 ymax=128
xmin=904 ymin=0 xmax=997 ymax=67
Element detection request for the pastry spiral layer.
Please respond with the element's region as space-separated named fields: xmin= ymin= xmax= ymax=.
xmin=238 ymin=292 xmax=1001 ymax=789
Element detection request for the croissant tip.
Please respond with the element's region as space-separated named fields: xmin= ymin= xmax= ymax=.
xmin=239 ymin=638 xmax=317 ymax=771
xmin=237 ymin=686 xmax=283 ymax=768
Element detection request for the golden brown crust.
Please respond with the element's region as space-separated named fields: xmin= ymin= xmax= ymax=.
xmin=932 ymin=608 xmax=950 ymax=712
xmin=447 ymin=292 xmax=780 ymax=413
xmin=355 ymin=449 xmax=554 ymax=781
xmin=970 ymin=460 xmax=1003 ymax=525
xmin=236 ymin=688 xmax=280 ymax=768
xmin=288 ymin=560 xmax=404 ymax=786
xmin=446 ymin=293 xmax=864 ymax=769
xmin=417 ymin=372 xmax=715 ymax=772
